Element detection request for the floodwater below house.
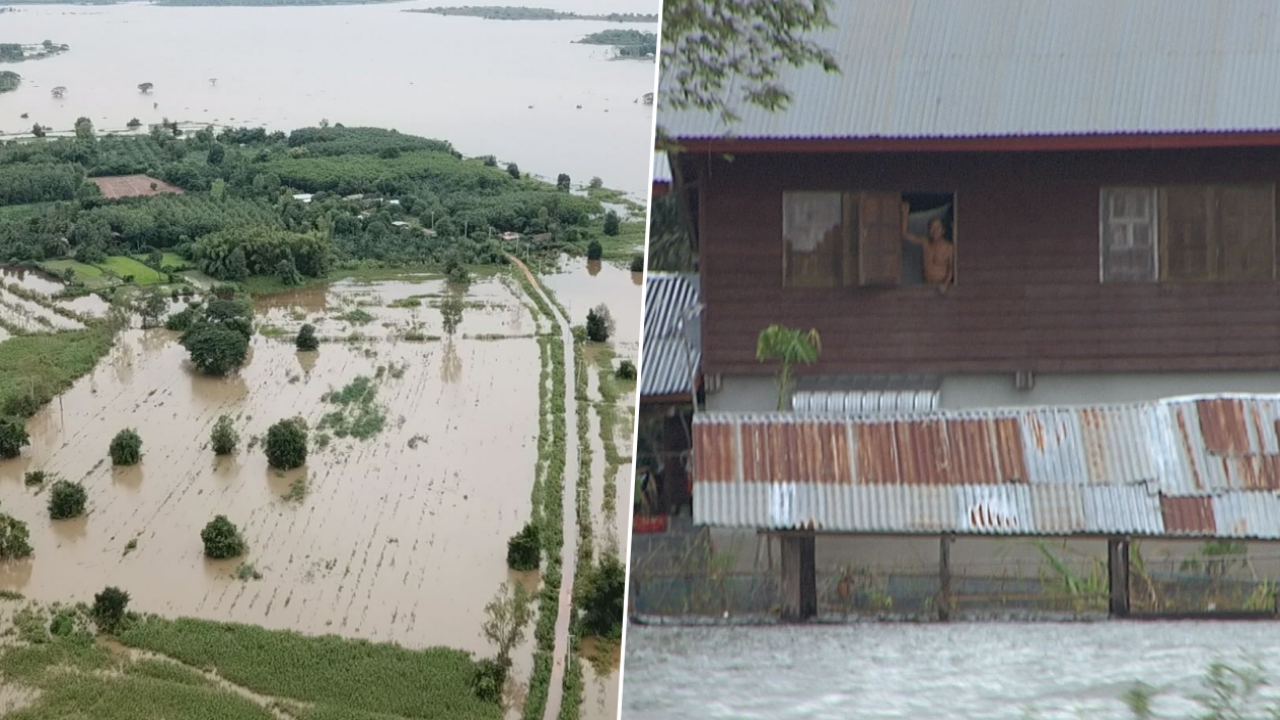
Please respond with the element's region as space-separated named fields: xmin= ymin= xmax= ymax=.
xmin=0 ymin=275 xmax=540 ymax=680
xmin=622 ymin=622 xmax=1280 ymax=720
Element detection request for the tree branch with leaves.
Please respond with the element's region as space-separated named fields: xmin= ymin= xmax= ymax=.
xmin=757 ymin=324 xmax=821 ymax=411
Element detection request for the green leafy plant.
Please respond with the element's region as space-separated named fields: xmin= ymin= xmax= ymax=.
xmin=0 ymin=510 xmax=32 ymax=560
xmin=23 ymin=470 xmax=47 ymax=487
xmin=585 ymin=304 xmax=614 ymax=343
xmin=295 ymin=323 xmax=319 ymax=351
xmin=47 ymin=479 xmax=87 ymax=520
xmin=0 ymin=416 xmax=29 ymax=459
xmin=615 ymin=359 xmax=637 ymax=381
xmin=506 ymin=522 xmax=541 ymax=571
xmin=201 ymin=515 xmax=246 ymax=559
xmin=586 ymin=239 xmax=603 ymax=260
xmin=92 ymin=586 xmax=131 ymax=634
xmin=756 ymin=324 xmax=821 ymax=411
xmin=575 ymin=554 xmax=625 ymax=639
xmin=109 ymin=428 xmax=143 ymax=466
xmin=265 ymin=417 xmax=308 ymax=469
xmin=211 ymin=414 xmax=239 ymax=455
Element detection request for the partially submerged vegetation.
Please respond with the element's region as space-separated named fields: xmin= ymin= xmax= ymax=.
xmin=406 ymin=6 xmax=658 ymax=22
xmin=0 ymin=602 xmax=503 ymax=720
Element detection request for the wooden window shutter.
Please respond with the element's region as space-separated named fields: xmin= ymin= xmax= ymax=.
xmin=1100 ymin=187 xmax=1157 ymax=282
xmin=858 ymin=191 xmax=902 ymax=286
xmin=1216 ymin=184 xmax=1275 ymax=282
xmin=782 ymin=192 xmax=843 ymax=288
xmin=1160 ymin=185 xmax=1215 ymax=281
xmin=841 ymin=192 xmax=860 ymax=287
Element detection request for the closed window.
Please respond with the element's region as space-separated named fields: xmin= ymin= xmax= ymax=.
xmin=1101 ymin=184 xmax=1275 ymax=283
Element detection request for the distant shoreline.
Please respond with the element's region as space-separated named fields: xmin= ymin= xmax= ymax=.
xmin=0 ymin=0 xmax=408 ymax=6
xmin=405 ymin=6 xmax=658 ymax=22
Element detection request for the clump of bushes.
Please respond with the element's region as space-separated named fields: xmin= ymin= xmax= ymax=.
xmin=3 ymin=393 xmax=40 ymax=419
xmin=109 ymin=428 xmax=143 ymax=466
xmin=48 ymin=480 xmax=87 ymax=520
xmin=0 ymin=416 xmax=29 ymax=459
xmin=630 ymin=253 xmax=644 ymax=273
xmin=616 ymin=359 xmax=637 ymax=381
xmin=506 ymin=521 xmax=540 ymax=571
xmin=108 ymin=425 xmax=142 ymax=466
xmin=179 ymin=299 xmax=254 ymax=375
xmin=165 ymin=304 xmax=199 ymax=332
xmin=0 ymin=509 xmax=32 ymax=561
xmin=585 ymin=304 xmax=614 ymax=343
xmin=201 ymin=515 xmax=246 ymax=559
xmin=210 ymin=415 xmax=238 ymax=455
xmin=575 ymin=554 xmax=626 ymax=639
xmin=603 ymin=209 xmax=620 ymax=236
xmin=586 ymin=239 xmax=603 ymax=261
xmin=295 ymin=323 xmax=319 ymax=351
xmin=92 ymin=586 xmax=130 ymax=634
xmin=23 ymin=470 xmax=46 ymax=487
xmin=472 ymin=658 xmax=506 ymax=703
xmin=265 ymin=417 xmax=308 ymax=470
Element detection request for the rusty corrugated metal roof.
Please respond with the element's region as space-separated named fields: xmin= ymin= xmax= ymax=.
xmin=692 ymin=395 xmax=1280 ymax=538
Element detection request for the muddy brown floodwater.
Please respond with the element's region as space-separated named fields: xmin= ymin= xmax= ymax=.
xmin=0 ymin=275 xmax=541 ymax=684
xmin=540 ymin=256 xmax=643 ymax=362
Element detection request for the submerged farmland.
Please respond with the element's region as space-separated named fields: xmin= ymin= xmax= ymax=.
xmin=0 ymin=125 xmax=635 ymax=719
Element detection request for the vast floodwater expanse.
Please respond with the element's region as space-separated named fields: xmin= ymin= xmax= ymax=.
xmin=0 ymin=0 xmax=657 ymax=196
xmin=623 ymin=623 xmax=1280 ymax=720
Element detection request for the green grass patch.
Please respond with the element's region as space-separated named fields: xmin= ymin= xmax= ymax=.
xmin=119 ymin=616 xmax=499 ymax=719
xmin=97 ymin=256 xmax=164 ymax=286
xmin=317 ymin=376 xmax=387 ymax=440
xmin=0 ymin=328 xmax=114 ymax=415
xmin=39 ymin=259 xmax=114 ymax=288
xmin=132 ymin=252 xmax=189 ymax=271
xmin=597 ymin=220 xmax=645 ymax=263
xmin=0 ymin=202 xmax=53 ymax=221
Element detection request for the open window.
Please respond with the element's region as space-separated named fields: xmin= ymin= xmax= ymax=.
xmin=1101 ymin=184 xmax=1275 ymax=283
xmin=783 ymin=191 xmax=956 ymax=288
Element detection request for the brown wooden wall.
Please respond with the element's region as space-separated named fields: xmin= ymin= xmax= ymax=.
xmin=689 ymin=147 xmax=1280 ymax=376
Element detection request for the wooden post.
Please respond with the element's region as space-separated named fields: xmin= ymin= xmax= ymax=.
xmin=1108 ymin=536 xmax=1131 ymax=618
xmin=939 ymin=533 xmax=953 ymax=622
xmin=780 ymin=533 xmax=817 ymax=622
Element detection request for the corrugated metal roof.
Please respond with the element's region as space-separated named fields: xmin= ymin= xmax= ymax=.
xmin=696 ymin=481 xmax=1173 ymax=535
xmin=651 ymin=151 xmax=670 ymax=184
xmin=692 ymin=394 xmax=1280 ymax=537
xmin=640 ymin=273 xmax=701 ymax=398
xmin=660 ymin=0 xmax=1280 ymax=141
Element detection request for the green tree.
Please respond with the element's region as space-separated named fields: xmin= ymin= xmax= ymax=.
xmin=585 ymin=304 xmax=614 ymax=342
xmin=295 ymin=323 xmax=319 ymax=351
xmin=92 ymin=586 xmax=130 ymax=634
xmin=137 ymin=291 xmax=168 ymax=329
xmin=756 ymin=324 xmax=821 ymax=410
xmin=659 ymin=0 xmax=839 ymax=128
xmin=74 ymin=116 xmax=93 ymax=140
xmin=506 ymin=522 xmax=540 ymax=571
xmin=137 ymin=82 xmax=154 ymax=94
xmin=265 ymin=417 xmax=308 ymax=470
xmin=587 ymin=239 xmax=603 ymax=261
xmin=210 ymin=177 xmax=227 ymax=200
xmin=603 ymin=210 xmax=620 ymax=236
xmin=211 ymin=415 xmax=238 ymax=455
xmin=589 ymin=176 xmax=603 ymax=189
xmin=0 ymin=510 xmax=31 ymax=561
xmin=616 ymin=359 xmax=637 ymax=380
xmin=576 ymin=554 xmax=625 ymax=638
xmin=506 ymin=163 xmax=520 ymax=180
xmin=207 ymin=143 xmax=225 ymax=165
xmin=476 ymin=582 xmax=533 ymax=700
xmin=223 ymin=246 xmax=248 ymax=281
xmin=200 ymin=515 xmax=246 ymax=559
xmin=109 ymin=428 xmax=143 ymax=466
xmin=48 ymin=480 xmax=87 ymax=520
xmin=630 ymin=253 xmax=644 ymax=272
xmin=440 ymin=295 xmax=464 ymax=336
xmin=556 ymin=173 xmax=571 ymax=192
xmin=0 ymin=417 xmax=29 ymax=459
xmin=181 ymin=324 xmax=249 ymax=375
xmin=31 ymin=122 xmax=45 ymax=138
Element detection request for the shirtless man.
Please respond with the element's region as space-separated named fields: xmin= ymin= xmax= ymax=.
xmin=901 ymin=202 xmax=954 ymax=289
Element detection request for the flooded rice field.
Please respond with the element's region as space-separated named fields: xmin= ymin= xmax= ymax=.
xmin=0 ymin=275 xmax=540 ymax=671
xmin=622 ymin=622 xmax=1280 ymax=719
xmin=541 ymin=258 xmax=643 ymax=361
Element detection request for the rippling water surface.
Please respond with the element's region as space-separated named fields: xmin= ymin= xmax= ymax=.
xmin=622 ymin=622 xmax=1280 ymax=719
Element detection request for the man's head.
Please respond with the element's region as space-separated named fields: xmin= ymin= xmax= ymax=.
xmin=928 ymin=218 xmax=947 ymax=241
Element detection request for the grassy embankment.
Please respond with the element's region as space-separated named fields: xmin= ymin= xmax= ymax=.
xmin=0 ymin=604 xmax=499 ymax=720
xmin=509 ymin=266 xmax=569 ymax=720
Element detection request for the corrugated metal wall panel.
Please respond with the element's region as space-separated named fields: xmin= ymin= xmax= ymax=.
xmin=956 ymin=485 xmax=1035 ymax=534
xmin=1080 ymin=486 xmax=1164 ymax=535
xmin=1160 ymin=495 xmax=1218 ymax=535
xmin=1029 ymin=484 xmax=1088 ymax=534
